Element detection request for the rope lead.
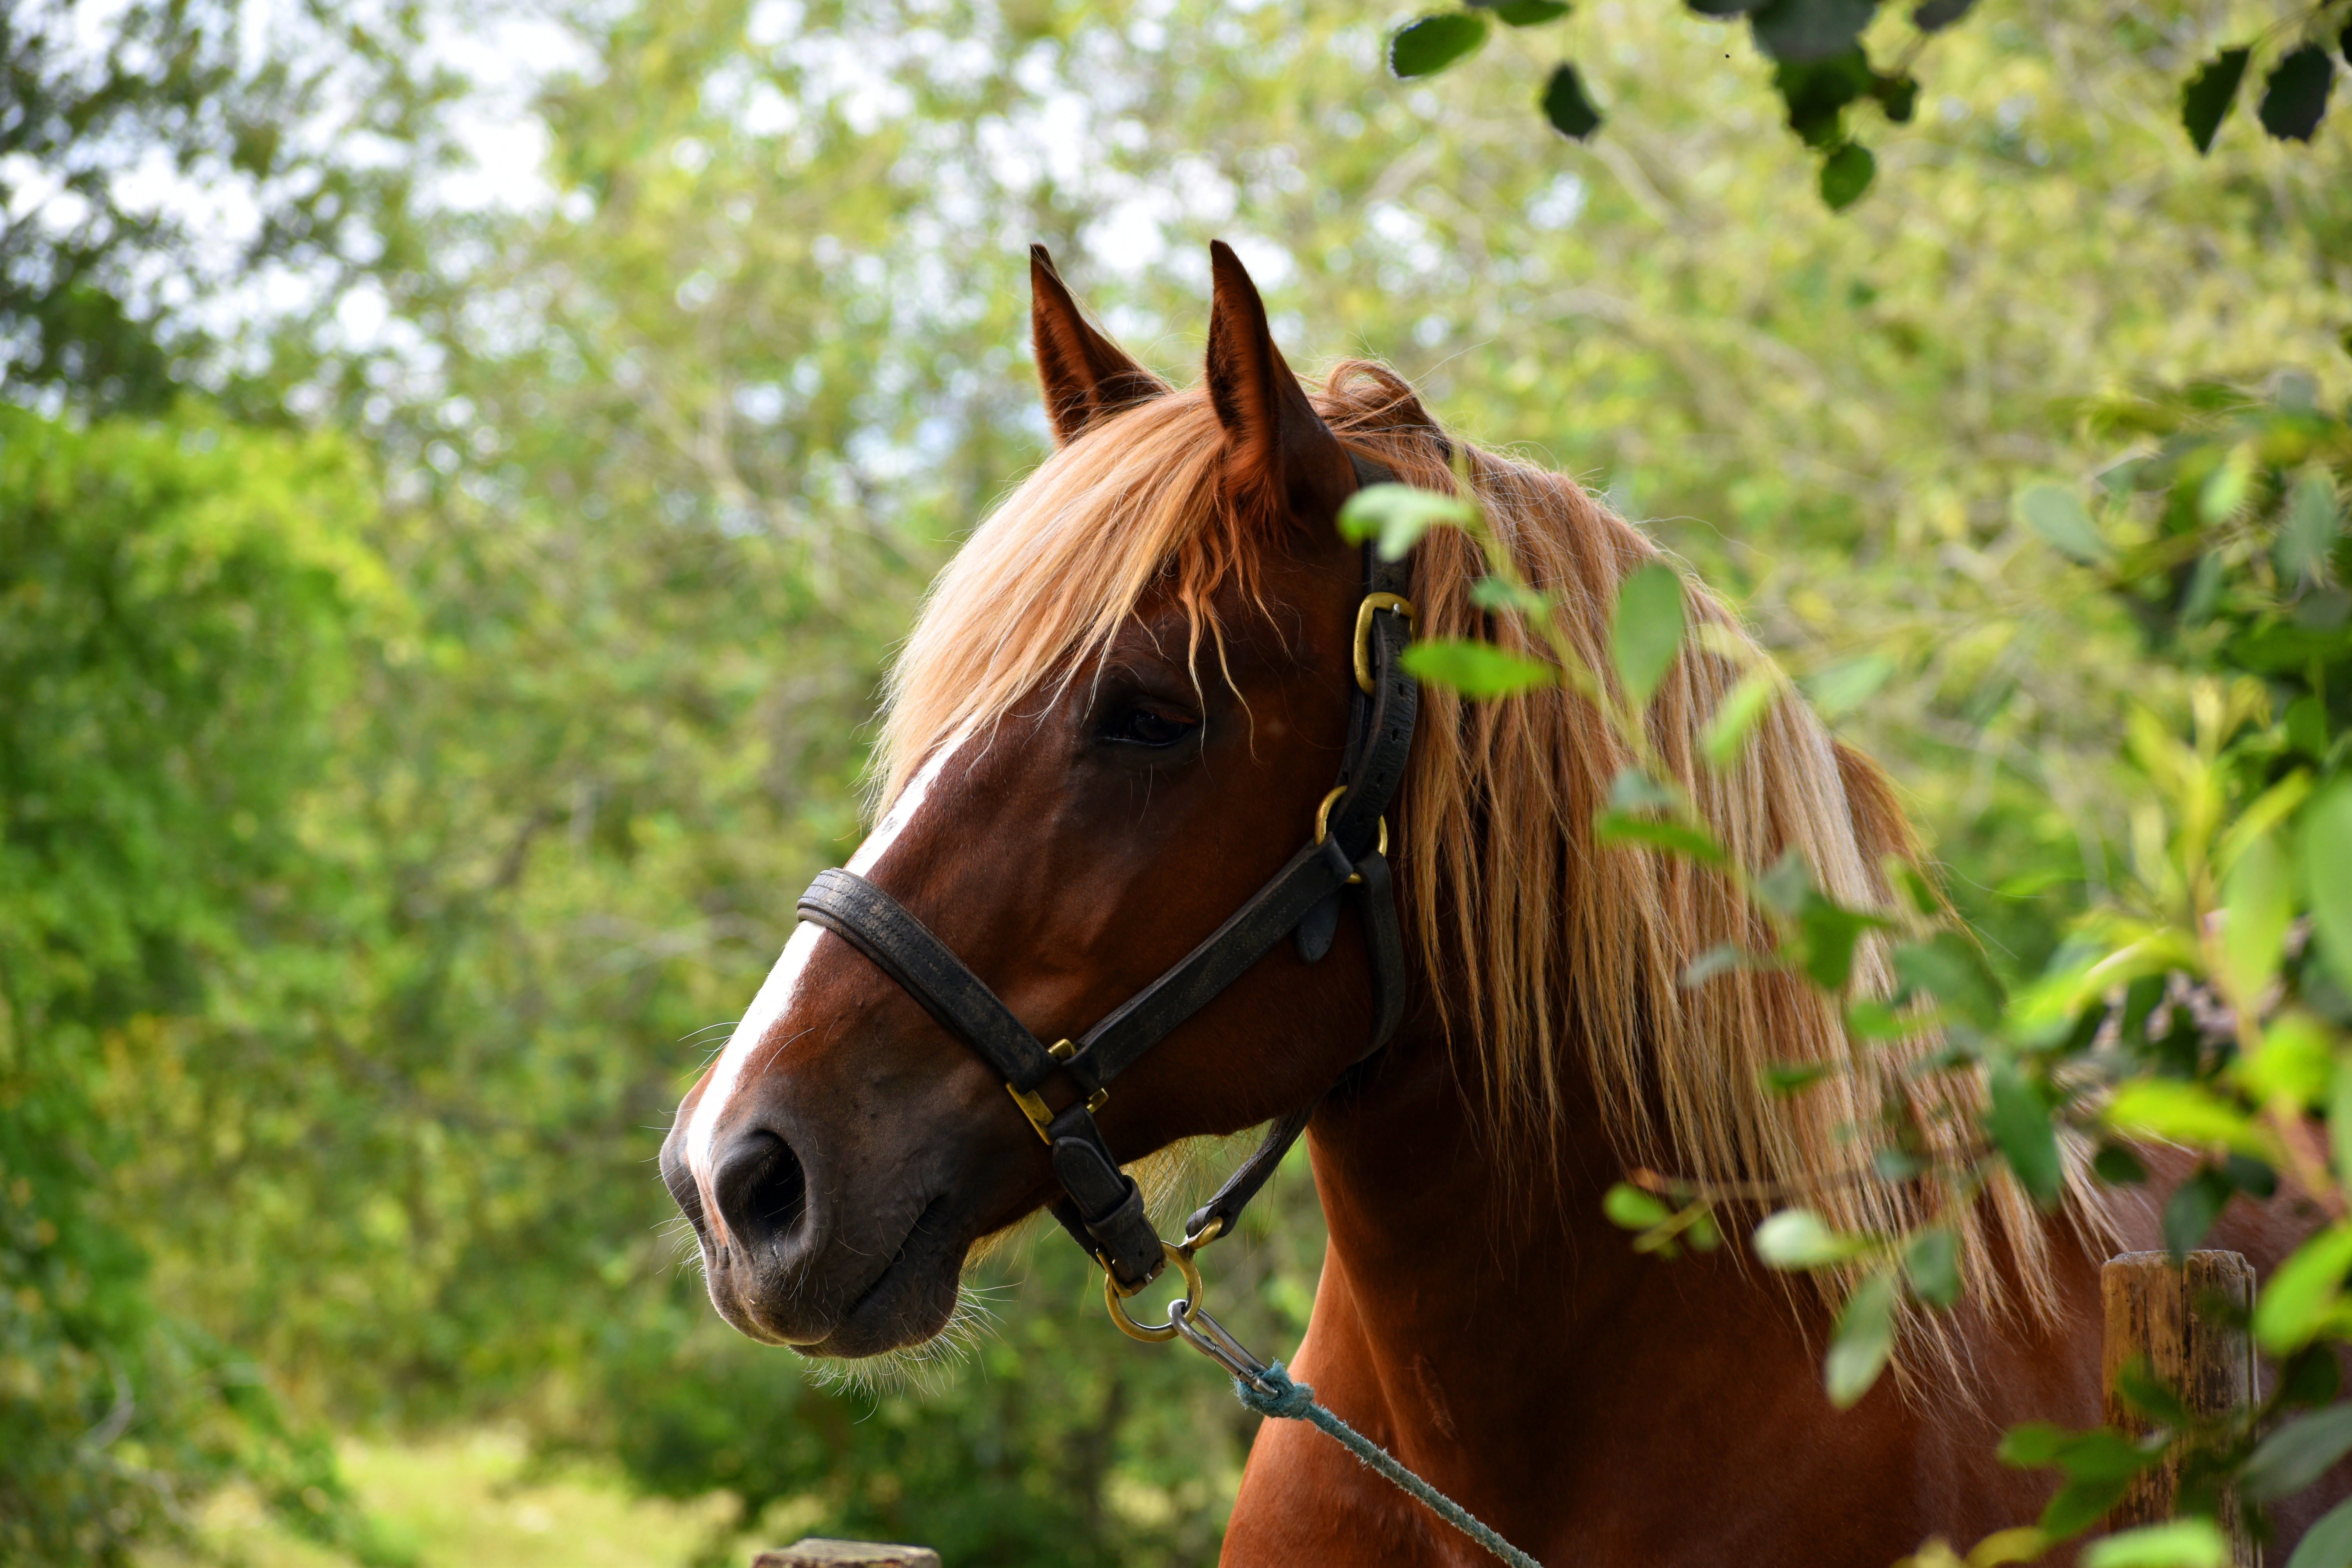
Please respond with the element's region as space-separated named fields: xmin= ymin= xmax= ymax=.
xmin=1232 ymin=1362 xmax=1545 ymax=1568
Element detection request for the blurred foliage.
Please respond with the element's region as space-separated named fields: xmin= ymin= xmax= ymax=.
xmin=1382 ymin=0 xmax=2350 ymax=207
xmin=0 ymin=0 xmax=462 ymax=414
xmin=0 ymin=0 xmax=2349 ymax=1562
xmin=0 ymin=408 xmax=397 ymax=1562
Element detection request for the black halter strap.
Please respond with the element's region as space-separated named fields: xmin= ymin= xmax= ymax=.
xmin=795 ymin=452 xmax=1417 ymax=1293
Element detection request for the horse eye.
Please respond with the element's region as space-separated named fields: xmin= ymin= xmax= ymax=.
xmin=1109 ymin=706 xmax=1197 ymax=747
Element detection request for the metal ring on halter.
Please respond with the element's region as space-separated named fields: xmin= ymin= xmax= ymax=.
xmin=1179 ymin=1214 xmax=1226 ymax=1252
xmin=1312 ymin=786 xmax=1387 ymax=887
xmin=1352 ymin=592 xmax=1417 ymax=695
xmin=1170 ymin=1298 xmax=1278 ymax=1390
xmin=1105 ymin=1241 xmax=1205 ymax=1343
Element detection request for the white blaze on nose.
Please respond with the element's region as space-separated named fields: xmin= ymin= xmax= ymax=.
xmin=685 ymin=733 xmax=969 ymax=1234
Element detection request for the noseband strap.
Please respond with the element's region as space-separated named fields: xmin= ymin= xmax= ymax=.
xmin=795 ymin=452 xmax=1418 ymax=1292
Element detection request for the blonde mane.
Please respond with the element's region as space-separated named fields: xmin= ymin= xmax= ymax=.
xmin=878 ymin=359 xmax=2106 ymax=1329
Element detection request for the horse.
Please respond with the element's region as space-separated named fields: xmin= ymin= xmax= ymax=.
xmin=659 ymin=241 xmax=2332 ymax=1565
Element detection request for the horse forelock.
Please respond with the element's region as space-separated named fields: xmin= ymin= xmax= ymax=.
xmin=876 ymin=357 xmax=2111 ymax=1358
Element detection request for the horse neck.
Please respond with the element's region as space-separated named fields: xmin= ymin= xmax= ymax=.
xmin=1291 ymin=1018 xmax=2053 ymax=1563
xmin=1295 ymin=1011 xmax=1904 ymax=1509
xmin=1305 ymin=1016 xmax=1672 ymax=1376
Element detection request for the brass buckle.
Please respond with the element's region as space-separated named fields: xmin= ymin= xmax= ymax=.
xmin=1105 ymin=1241 xmax=1206 ymax=1343
xmin=1351 ymin=591 xmax=1417 ymax=695
xmin=1312 ymin=786 xmax=1388 ymax=886
xmin=1006 ymin=1039 xmax=1107 ymax=1144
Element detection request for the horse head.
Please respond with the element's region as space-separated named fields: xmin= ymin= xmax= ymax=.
xmin=659 ymin=243 xmax=1439 ymax=1357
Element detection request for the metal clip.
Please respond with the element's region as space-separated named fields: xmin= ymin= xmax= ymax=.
xmin=1171 ymin=1298 xmax=1280 ymax=1396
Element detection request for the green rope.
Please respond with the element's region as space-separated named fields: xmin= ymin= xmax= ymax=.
xmin=1233 ymin=1361 xmax=1544 ymax=1568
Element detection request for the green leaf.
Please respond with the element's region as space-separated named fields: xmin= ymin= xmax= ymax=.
xmin=2112 ymin=1359 xmax=2190 ymax=1425
xmin=2104 ymin=1080 xmax=2263 ymax=1156
xmin=1763 ymin=1060 xmax=1832 ymax=1093
xmin=2274 ymin=471 xmax=2344 ymax=586
xmin=1893 ymin=862 xmax=1943 ymax=917
xmin=1475 ymin=0 xmax=1570 ymax=20
xmin=2259 ymin=45 xmax=2334 ymax=143
xmin=1987 ymin=1058 xmax=2062 ymax=1207
xmin=1401 ymin=638 xmax=1556 ymax=697
xmin=1337 ymin=482 xmax=1476 ymax=558
xmin=1757 ymin=846 xmax=1815 ymax=915
xmin=1903 ymin=1228 xmax=1962 ymax=1308
xmin=1702 ymin=668 xmax=1781 ymax=768
xmin=2278 ymin=1345 xmax=2343 ymax=1409
xmin=1602 ymin=1181 xmax=1671 ymax=1229
xmin=2244 ymin=1402 xmax=2352 ymax=1504
xmin=1909 ymin=0 xmax=1971 ymax=30
xmin=1997 ymin=1421 xmax=2069 ymax=1467
xmin=1388 ymin=12 xmax=1490 ymax=76
xmin=2285 ymin=1496 xmax=2352 ymax=1568
xmin=1773 ymin=49 xmax=1873 ymax=146
xmin=2306 ymin=782 xmax=2352 ymax=996
xmin=2181 ymin=47 xmax=2251 ymax=154
xmin=2082 ymin=1520 xmax=2226 ymax=1568
xmin=1684 ymin=942 xmax=1752 ymax=987
xmin=1749 ymin=0 xmax=1877 ymax=64
xmin=1469 ymin=575 xmax=1550 ymax=614
xmin=1795 ymin=898 xmax=1889 ymax=992
xmin=2163 ymin=1167 xmax=2230 ymax=1258
xmin=1540 ymin=62 xmax=1605 ymax=140
xmin=1818 ymin=140 xmax=1875 ymax=210
xmin=1753 ymin=1207 xmax=1869 ymax=1269
xmin=1998 ymin=1424 xmax=2164 ymax=1539
xmin=2200 ymin=451 xmax=2252 ymax=523
xmin=1893 ymin=932 xmax=2004 ymax=1029
xmin=2222 ymin=829 xmax=2295 ymax=1005
xmin=1824 ymin=1269 xmax=1898 ymax=1408
xmin=1592 ymin=810 xmax=1729 ymax=866
xmin=1802 ymin=654 xmax=1895 ymax=718
xmin=2014 ymin=482 xmax=2109 ymax=563
xmin=1847 ymin=998 xmax=1924 ymax=1040
xmin=2093 ymin=1143 xmax=2150 ymax=1185
xmin=2255 ymin=1225 xmax=2352 ymax=1355
xmin=2238 ymin=1011 xmax=2334 ymax=1110
xmin=2334 ymin=1058 xmax=2352 ymax=1207
xmin=2042 ymin=1471 xmax=2138 ymax=1539
xmin=1607 ymin=766 xmax=1679 ymax=813
xmin=1610 ymin=561 xmax=1685 ymax=711
xmin=1997 ymin=1423 xmax=2158 ymax=1481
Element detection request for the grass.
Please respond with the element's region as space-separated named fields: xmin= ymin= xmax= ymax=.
xmin=141 ymin=1428 xmax=743 ymax=1568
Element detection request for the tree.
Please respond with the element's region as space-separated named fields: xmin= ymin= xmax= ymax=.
xmin=1379 ymin=0 xmax=2351 ymax=207
xmin=0 ymin=407 xmax=395 ymax=1564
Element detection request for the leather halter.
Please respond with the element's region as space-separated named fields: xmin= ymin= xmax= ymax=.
xmin=794 ymin=452 xmax=1418 ymax=1294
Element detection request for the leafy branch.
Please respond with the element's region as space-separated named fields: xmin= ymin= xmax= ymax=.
xmin=1338 ymin=378 xmax=2352 ymax=1563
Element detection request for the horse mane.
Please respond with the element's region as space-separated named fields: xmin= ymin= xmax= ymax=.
xmin=877 ymin=359 xmax=2109 ymax=1336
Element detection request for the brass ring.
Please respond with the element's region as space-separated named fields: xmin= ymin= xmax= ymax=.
xmin=1104 ymin=1242 xmax=1205 ymax=1343
xmin=1312 ymin=786 xmax=1388 ymax=868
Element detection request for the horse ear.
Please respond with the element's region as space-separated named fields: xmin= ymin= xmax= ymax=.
xmin=1203 ymin=239 xmax=1356 ymax=534
xmin=1031 ymin=245 xmax=1167 ymax=445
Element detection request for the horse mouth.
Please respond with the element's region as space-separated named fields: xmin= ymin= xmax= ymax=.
xmin=725 ymin=1191 xmax=966 ymax=1359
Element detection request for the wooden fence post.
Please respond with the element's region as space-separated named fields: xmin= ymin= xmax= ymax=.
xmin=752 ymin=1541 xmax=941 ymax=1568
xmin=2101 ymin=1249 xmax=2259 ymax=1567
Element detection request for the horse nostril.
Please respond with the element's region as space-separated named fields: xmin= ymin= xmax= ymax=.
xmin=710 ymin=1129 xmax=808 ymax=1254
